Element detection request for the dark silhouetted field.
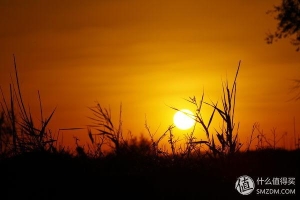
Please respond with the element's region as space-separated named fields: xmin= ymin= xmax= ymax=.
xmin=0 ymin=148 xmax=299 ymax=199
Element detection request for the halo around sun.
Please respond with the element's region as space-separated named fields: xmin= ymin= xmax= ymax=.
xmin=173 ymin=109 xmax=196 ymax=130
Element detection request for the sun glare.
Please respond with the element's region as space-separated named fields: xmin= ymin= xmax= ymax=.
xmin=173 ymin=109 xmax=196 ymax=130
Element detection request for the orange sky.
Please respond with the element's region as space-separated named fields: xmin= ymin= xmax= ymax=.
xmin=1 ymin=0 xmax=300 ymax=151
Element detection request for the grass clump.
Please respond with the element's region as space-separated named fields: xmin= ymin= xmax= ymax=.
xmin=170 ymin=61 xmax=242 ymax=158
xmin=0 ymin=55 xmax=57 ymax=158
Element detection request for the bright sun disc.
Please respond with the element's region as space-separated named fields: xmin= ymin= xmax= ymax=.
xmin=173 ymin=109 xmax=196 ymax=130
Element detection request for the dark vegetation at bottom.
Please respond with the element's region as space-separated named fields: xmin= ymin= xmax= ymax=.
xmin=0 ymin=148 xmax=299 ymax=200
xmin=1 ymin=59 xmax=299 ymax=199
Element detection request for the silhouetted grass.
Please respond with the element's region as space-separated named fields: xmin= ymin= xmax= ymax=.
xmin=0 ymin=58 xmax=299 ymax=199
xmin=169 ymin=61 xmax=243 ymax=159
xmin=0 ymin=55 xmax=58 ymax=158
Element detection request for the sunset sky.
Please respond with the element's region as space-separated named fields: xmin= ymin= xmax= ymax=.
xmin=1 ymin=0 xmax=299 ymax=150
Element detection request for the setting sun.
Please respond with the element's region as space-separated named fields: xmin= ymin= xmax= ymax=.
xmin=173 ymin=109 xmax=196 ymax=130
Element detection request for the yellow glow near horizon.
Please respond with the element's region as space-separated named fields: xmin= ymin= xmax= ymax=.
xmin=173 ymin=109 xmax=196 ymax=130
